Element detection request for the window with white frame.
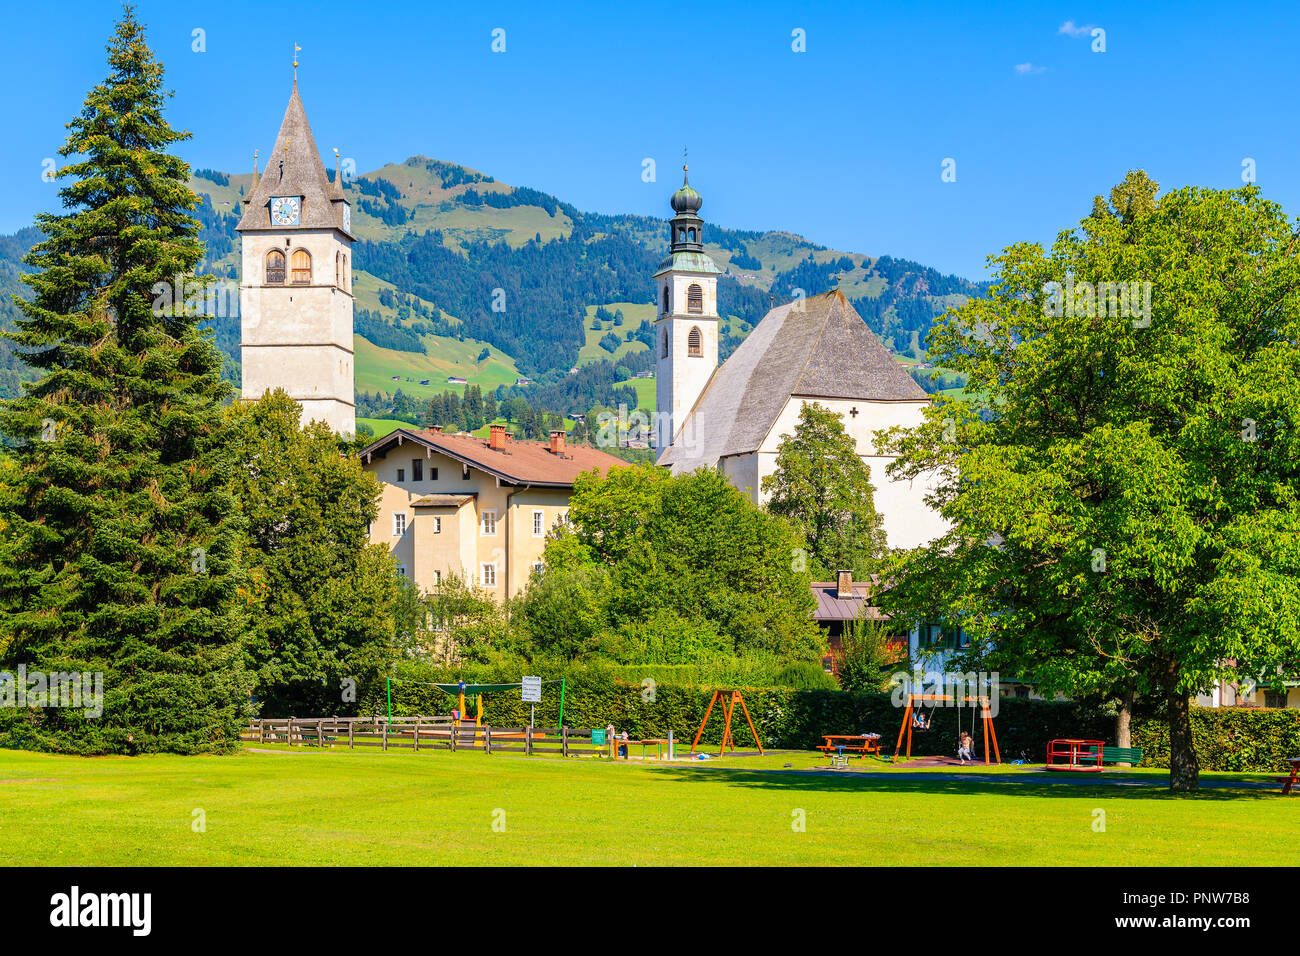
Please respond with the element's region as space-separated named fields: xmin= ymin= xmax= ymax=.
xmin=481 ymin=563 xmax=497 ymax=587
xmin=481 ymin=510 xmax=497 ymax=536
xmin=432 ymin=569 xmax=442 ymax=585
xmin=532 ymin=561 xmax=544 ymax=575
xmin=433 ymin=516 xmax=442 ymax=534
xmin=395 ymin=564 xmax=406 ymax=577
xmin=532 ymin=510 xmax=545 ymax=537
xmin=393 ymin=512 xmax=407 ymax=536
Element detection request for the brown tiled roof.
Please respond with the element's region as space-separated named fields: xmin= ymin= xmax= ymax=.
xmin=411 ymin=494 xmax=476 ymax=507
xmin=360 ymin=428 xmax=625 ymax=487
xmin=810 ymin=576 xmax=891 ymax=622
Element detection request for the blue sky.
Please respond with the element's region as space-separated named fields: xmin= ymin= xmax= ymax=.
xmin=2 ymin=1 xmax=1296 ymax=278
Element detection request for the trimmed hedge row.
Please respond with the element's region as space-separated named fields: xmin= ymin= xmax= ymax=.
xmin=360 ymin=664 xmax=1300 ymax=771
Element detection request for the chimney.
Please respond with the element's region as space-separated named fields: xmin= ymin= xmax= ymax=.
xmin=836 ymin=570 xmax=853 ymax=600
xmin=489 ymin=424 xmax=507 ymax=451
xmin=549 ymin=430 xmax=566 ymax=456
xmin=430 ymin=425 xmax=443 ymax=435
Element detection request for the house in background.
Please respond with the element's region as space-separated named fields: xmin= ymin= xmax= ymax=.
xmin=359 ymin=425 xmax=623 ymax=599
xmin=811 ymin=571 xmax=906 ymax=675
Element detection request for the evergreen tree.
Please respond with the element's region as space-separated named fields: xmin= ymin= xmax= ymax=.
xmin=762 ymin=402 xmax=888 ymax=579
xmin=0 ymin=8 xmax=251 ymax=753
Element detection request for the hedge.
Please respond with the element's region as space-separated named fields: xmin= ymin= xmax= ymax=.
xmin=357 ymin=662 xmax=1300 ymax=771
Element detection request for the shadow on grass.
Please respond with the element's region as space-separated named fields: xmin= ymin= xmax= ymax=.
xmin=644 ymin=765 xmax=1283 ymax=802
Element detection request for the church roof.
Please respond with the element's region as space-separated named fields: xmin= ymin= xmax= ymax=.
xmin=653 ymin=250 xmax=722 ymax=277
xmin=237 ymin=80 xmax=345 ymax=233
xmin=659 ymin=289 xmax=928 ymax=471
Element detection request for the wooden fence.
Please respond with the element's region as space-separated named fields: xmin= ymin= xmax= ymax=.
xmin=241 ymin=717 xmax=673 ymax=758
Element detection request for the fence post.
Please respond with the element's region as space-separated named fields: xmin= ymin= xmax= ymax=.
xmin=348 ymin=720 xmax=354 ymax=750
xmin=667 ymin=729 xmax=674 ymax=761
xmin=288 ymin=717 xmax=295 ymax=747
xmin=485 ymin=725 xmax=492 ymax=756
xmin=382 ymin=718 xmax=388 ymax=752
xmin=526 ymin=725 xmax=533 ymax=756
xmin=258 ymin=719 xmax=266 ymax=744
xmin=414 ymin=717 xmax=421 ymax=753
xmin=562 ymin=726 xmax=569 ymax=758
xmin=450 ymin=720 xmax=457 ymax=753
xmin=318 ymin=718 xmax=324 ymax=747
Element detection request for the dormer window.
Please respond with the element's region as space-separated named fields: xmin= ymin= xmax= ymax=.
xmin=265 ymin=250 xmax=285 ymax=284
xmin=291 ymin=249 xmax=311 ymax=284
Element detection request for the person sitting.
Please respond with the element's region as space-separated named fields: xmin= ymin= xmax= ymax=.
xmin=913 ymin=710 xmax=931 ymax=730
xmin=957 ymin=731 xmax=976 ymax=764
xmin=618 ymin=730 xmax=628 ymax=758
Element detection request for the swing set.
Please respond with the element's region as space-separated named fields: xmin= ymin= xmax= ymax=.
xmin=894 ymin=693 xmax=1001 ymax=764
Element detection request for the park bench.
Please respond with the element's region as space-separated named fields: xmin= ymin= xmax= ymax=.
xmin=1101 ymin=746 xmax=1144 ymax=765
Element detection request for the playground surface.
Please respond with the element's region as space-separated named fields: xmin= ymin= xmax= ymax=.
xmin=0 ymin=746 xmax=1294 ymax=866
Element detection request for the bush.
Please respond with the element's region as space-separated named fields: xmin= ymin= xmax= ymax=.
xmin=773 ymin=662 xmax=839 ymax=691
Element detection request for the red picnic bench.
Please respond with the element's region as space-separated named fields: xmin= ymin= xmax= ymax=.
xmin=1276 ymin=757 xmax=1299 ymax=795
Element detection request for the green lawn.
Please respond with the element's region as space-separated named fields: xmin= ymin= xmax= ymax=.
xmin=0 ymin=747 xmax=1293 ymax=866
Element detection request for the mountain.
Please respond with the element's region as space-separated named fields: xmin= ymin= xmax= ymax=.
xmin=0 ymin=156 xmax=987 ymax=415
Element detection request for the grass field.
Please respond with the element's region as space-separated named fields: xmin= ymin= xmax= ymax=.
xmin=0 ymin=747 xmax=1293 ymax=866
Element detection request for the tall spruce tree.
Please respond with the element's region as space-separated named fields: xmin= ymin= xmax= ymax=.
xmin=0 ymin=8 xmax=251 ymax=753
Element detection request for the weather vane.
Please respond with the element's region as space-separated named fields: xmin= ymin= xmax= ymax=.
xmin=293 ymin=43 xmax=301 ymax=80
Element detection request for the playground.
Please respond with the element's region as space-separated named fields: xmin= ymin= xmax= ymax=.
xmin=0 ymin=743 xmax=1295 ymax=867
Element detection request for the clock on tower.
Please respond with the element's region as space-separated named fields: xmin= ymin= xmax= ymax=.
xmin=270 ymin=196 xmax=301 ymax=226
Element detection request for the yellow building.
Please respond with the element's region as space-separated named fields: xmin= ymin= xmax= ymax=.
xmin=361 ymin=425 xmax=624 ymax=598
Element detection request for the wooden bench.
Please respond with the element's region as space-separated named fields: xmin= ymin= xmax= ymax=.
xmin=818 ymin=735 xmax=883 ymax=758
xmin=1101 ymin=746 xmax=1144 ymax=765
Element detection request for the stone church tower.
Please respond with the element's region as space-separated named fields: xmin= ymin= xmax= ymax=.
xmin=237 ymin=78 xmax=355 ymax=435
xmin=653 ymin=166 xmax=720 ymax=450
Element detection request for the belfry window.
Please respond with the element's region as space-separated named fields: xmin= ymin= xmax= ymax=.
xmin=291 ymin=249 xmax=312 ymax=284
xmin=687 ymin=284 xmax=703 ymax=314
xmin=662 ymin=286 xmax=670 ymax=314
xmin=688 ymin=326 xmax=703 ymax=357
xmin=660 ymin=328 xmax=669 ymax=358
xmin=265 ymin=250 xmax=285 ymax=284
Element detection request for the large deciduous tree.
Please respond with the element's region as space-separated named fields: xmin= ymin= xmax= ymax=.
xmin=228 ymin=391 xmax=402 ymax=715
xmin=763 ymin=401 xmax=888 ymax=579
xmin=879 ymin=171 xmax=1300 ymax=791
xmin=521 ymin=464 xmax=823 ymax=664
xmin=0 ymin=8 xmax=251 ymax=752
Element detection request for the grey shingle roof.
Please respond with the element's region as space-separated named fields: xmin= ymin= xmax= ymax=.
xmin=237 ymin=80 xmax=346 ymax=233
xmin=659 ymin=290 xmax=928 ymax=470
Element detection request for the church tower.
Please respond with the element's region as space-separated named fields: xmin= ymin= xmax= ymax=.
xmin=237 ymin=77 xmax=355 ymax=436
xmin=654 ymin=165 xmax=720 ymax=450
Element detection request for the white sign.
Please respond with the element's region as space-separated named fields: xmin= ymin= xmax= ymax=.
xmin=521 ymin=676 xmax=542 ymax=703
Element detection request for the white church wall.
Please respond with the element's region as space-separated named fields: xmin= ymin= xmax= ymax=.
xmin=751 ymin=395 xmax=949 ymax=550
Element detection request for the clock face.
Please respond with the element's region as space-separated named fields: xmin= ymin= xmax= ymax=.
xmin=342 ymin=204 xmax=351 ymax=232
xmin=270 ymin=196 xmax=301 ymax=226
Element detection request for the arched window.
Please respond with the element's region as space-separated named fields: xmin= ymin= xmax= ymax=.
xmin=335 ymin=252 xmax=341 ymax=286
xmin=660 ymin=328 xmax=669 ymax=358
xmin=688 ymin=326 xmax=703 ymax=357
xmin=687 ymin=227 xmax=696 ymax=242
xmin=662 ymin=286 xmax=670 ymax=314
xmin=687 ymin=283 xmax=703 ymax=314
xmin=678 ymin=227 xmax=686 ymax=242
xmin=265 ymin=250 xmax=285 ymax=284
xmin=291 ymin=249 xmax=311 ymax=284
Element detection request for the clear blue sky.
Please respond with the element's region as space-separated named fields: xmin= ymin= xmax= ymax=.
xmin=2 ymin=1 xmax=1296 ymax=279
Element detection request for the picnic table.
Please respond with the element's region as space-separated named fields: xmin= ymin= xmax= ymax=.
xmin=1278 ymin=757 xmax=1300 ymax=796
xmin=817 ymin=734 xmax=883 ymax=759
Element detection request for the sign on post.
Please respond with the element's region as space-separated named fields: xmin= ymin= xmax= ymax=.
xmin=521 ymin=675 xmax=542 ymax=703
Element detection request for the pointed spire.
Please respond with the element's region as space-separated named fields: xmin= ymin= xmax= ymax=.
xmin=236 ymin=78 xmax=342 ymax=233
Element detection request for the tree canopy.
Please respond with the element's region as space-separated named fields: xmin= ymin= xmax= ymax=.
xmin=878 ymin=171 xmax=1300 ymax=790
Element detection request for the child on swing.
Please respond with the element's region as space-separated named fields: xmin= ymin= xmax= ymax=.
xmin=957 ymin=731 xmax=975 ymax=764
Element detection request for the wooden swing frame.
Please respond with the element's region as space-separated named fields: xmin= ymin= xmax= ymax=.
xmin=893 ymin=693 xmax=1001 ymax=764
xmin=691 ymin=690 xmax=764 ymax=756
